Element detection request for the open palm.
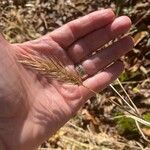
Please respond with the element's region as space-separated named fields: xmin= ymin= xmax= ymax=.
xmin=0 ymin=9 xmax=134 ymax=150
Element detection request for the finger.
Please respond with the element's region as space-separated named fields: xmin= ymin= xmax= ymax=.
xmin=79 ymin=60 xmax=124 ymax=100
xmin=81 ymin=36 xmax=134 ymax=76
xmin=48 ymin=9 xmax=115 ymax=48
xmin=68 ymin=16 xmax=132 ymax=63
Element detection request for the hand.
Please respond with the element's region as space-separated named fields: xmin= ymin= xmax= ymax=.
xmin=0 ymin=9 xmax=134 ymax=150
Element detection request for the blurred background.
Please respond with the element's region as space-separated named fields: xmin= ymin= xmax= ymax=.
xmin=0 ymin=0 xmax=150 ymax=149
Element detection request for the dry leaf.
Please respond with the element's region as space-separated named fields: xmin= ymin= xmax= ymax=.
xmin=133 ymin=31 xmax=149 ymax=46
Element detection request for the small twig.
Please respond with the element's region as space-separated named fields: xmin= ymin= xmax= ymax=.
xmin=116 ymin=78 xmax=140 ymax=115
xmin=109 ymin=84 xmax=137 ymax=114
xmin=133 ymin=10 xmax=150 ymax=27
xmin=135 ymin=121 xmax=150 ymax=143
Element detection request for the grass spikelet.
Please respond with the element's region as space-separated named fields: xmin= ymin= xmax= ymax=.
xmin=18 ymin=54 xmax=82 ymax=85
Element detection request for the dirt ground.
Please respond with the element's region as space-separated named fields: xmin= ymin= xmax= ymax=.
xmin=0 ymin=0 xmax=150 ymax=149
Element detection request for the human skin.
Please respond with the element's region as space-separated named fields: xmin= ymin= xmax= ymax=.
xmin=0 ymin=9 xmax=134 ymax=150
